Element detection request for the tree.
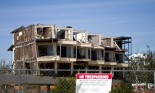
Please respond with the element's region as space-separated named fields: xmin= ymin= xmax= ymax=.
xmin=143 ymin=46 xmax=155 ymax=83
xmin=110 ymin=81 xmax=133 ymax=93
xmin=127 ymin=46 xmax=155 ymax=92
xmin=0 ymin=59 xmax=12 ymax=74
xmin=127 ymin=53 xmax=147 ymax=91
xmin=144 ymin=45 xmax=155 ymax=70
xmin=53 ymin=77 xmax=76 ymax=93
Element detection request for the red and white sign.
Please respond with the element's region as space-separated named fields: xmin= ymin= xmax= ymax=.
xmin=76 ymin=73 xmax=112 ymax=93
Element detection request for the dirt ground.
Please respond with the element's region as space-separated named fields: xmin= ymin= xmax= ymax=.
xmin=131 ymin=89 xmax=154 ymax=93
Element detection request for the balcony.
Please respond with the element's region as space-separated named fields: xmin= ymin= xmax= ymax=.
xmin=58 ymin=40 xmax=76 ymax=45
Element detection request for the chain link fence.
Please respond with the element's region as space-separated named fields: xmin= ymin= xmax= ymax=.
xmin=0 ymin=69 xmax=154 ymax=93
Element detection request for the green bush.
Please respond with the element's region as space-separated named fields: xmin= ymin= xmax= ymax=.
xmin=110 ymin=81 xmax=133 ymax=93
xmin=52 ymin=77 xmax=133 ymax=93
xmin=52 ymin=77 xmax=76 ymax=93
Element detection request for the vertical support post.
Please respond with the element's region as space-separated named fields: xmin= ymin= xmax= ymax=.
xmin=99 ymin=65 xmax=102 ymax=73
xmin=90 ymin=48 xmax=91 ymax=60
xmin=85 ymin=65 xmax=88 ymax=73
xmin=76 ymin=46 xmax=77 ymax=59
xmin=98 ymin=49 xmax=99 ymax=60
xmin=36 ymin=85 xmax=40 ymax=93
xmin=111 ymin=66 xmax=114 ymax=77
xmin=111 ymin=37 xmax=113 ymax=47
xmin=71 ymin=63 xmax=73 ymax=75
xmin=22 ymin=44 xmax=25 ymax=74
xmin=54 ymin=61 xmax=57 ymax=74
xmin=18 ymin=70 xmax=21 ymax=93
xmin=86 ymin=48 xmax=88 ymax=59
xmin=60 ymin=44 xmax=61 ymax=57
xmin=4 ymin=85 xmax=8 ymax=93
xmin=103 ymin=50 xmax=105 ymax=61
xmin=36 ymin=61 xmax=40 ymax=75
xmin=53 ymin=43 xmax=57 ymax=56
xmin=98 ymin=49 xmax=101 ymax=60
xmin=34 ymin=40 xmax=39 ymax=75
xmin=23 ymin=84 xmax=27 ymax=93
xmin=71 ymin=46 xmax=73 ymax=58
xmin=46 ymin=85 xmax=50 ymax=93
xmin=123 ymin=68 xmax=125 ymax=78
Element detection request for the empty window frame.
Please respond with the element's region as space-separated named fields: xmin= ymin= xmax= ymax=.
xmin=91 ymin=50 xmax=97 ymax=60
xmin=57 ymin=29 xmax=65 ymax=39
xmin=57 ymin=46 xmax=71 ymax=58
xmin=77 ymin=48 xmax=87 ymax=59
xmin=115 ymin=53 xmax=124 ymax=63
xmin=105 ymin=51 xmax=114 ymax=62
xmin=38 ymin=45 xmax=53 ymax=56
xmin=37 ymin=27 xmax=52 ymax=38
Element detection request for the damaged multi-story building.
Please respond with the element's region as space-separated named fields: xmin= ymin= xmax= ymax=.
xmin=8 ymin=24 xmax=132 ymax=77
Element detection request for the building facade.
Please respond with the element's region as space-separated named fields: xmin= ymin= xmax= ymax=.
xmin=8 ymin=24 xmax=132 ymax=76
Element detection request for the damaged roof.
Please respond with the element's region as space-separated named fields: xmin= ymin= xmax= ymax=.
xmin=11 ymin=26 xmax=25 ymax=34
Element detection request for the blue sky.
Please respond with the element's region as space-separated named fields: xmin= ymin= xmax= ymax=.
xmin=0 ymin=0 xmax=155 ymax=61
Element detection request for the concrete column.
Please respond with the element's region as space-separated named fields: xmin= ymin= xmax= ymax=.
xmin=99 ymin=65 xmax=102 ymax=73
xmin=54 ymin=61 xmax=58 ymax=74
xmin=111 ymin=66 xmax=114 ymax=77
xmin=60 ymin=44 xmax=61 ymax=57
xmin=99 ymin=49 xmax=102 ymax=60
xmin=71 ymin=63 xmax=74 ymax=75
xmin=85 ymin=65 xmax=88 ymax=73
xmin=86 ymin=48 xmax=88 ymax=59
xmin=22 ymin=45 xmax=25 ymax=70
xmin=111 ymin=37 xmax=113 ymax=47
xmin=103 ymin=50 xmax=105 ymax=61
xmin=123 ymin=67 xmax=125 ymax=78
xmin=90 ymin=48 xmax=91 ymax=60
xmin=4 ymin=85 xmax=8 ymax=93
xmin=36 ymin=62 xmax=40 ymax=75
xmin=76 ymin=46 xmax=77 ymax=59
xmin=98 ymin=49 xmax=100 ymax=60
xmin=71 ymin=46 xmax=73 ymax=58
xmin=53 ymin=43 xmax=56 ymax=56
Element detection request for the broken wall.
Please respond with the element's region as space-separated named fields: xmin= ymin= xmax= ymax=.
xmin=35 ymin=25 xmax=59 ymax=40
xmin=14 ymin=43 xmax=36 ymax=62
xmin=14 ymin=25 xmax=35 ymax=46
xmin=101 ymin=37 xmax=114 ymax=47
xmin=24 ymin=43 xmax=36 ymax=60
xmin=88 ymin=35 xmax=101 ymax=46
xmin=73 ymin=32 xmax=88 ymax=43
xmin=56 ymin=28 xmax=73 ymax=40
